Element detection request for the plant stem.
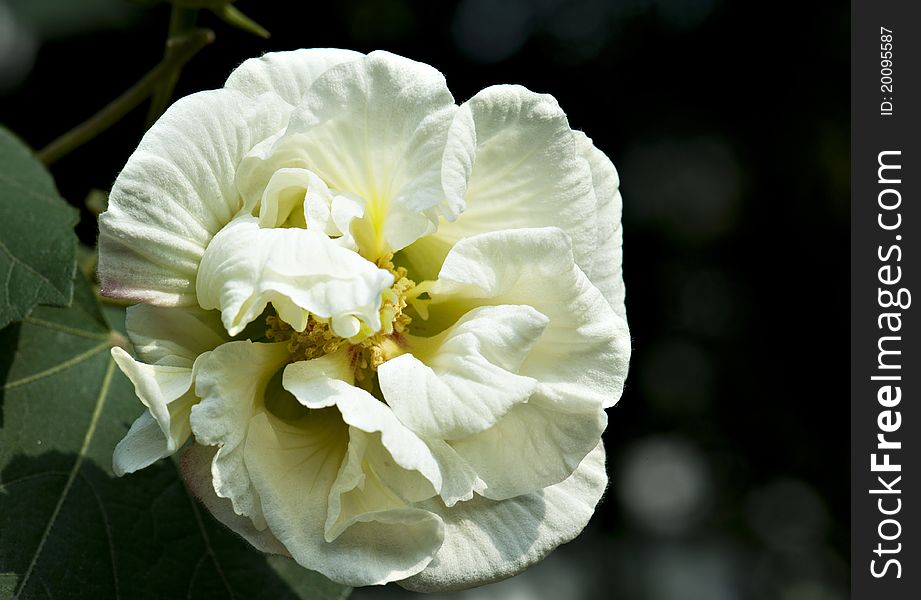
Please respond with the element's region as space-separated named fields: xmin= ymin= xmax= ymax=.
xmin=37 ymin=28 xmax=214 ymax=166
xmin=146 ymin=6 xmax=200 ymax=128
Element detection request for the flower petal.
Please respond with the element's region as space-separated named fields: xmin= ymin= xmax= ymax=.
xmin=424 ymin=228 xmax=628 ymax=497
xmin=112 ymin=410 xmax=172 ymax=476
xmin=430 ymin=227 xmax=631 ymax=410
xmin=402 ymin=85 xmax=596 ymax=279
xmin=236 ymin=141 xmax=343 ymax=237
xmin=451 ymin=400 xmax=606 ymax=500
xmin=124 ymin=304 xmax=227 ymax=367
xmin=399 ymin=442 xmax=607 ymax=592
xmin=244 ymin=410 xmax=444 ymax=586
xmin=423 ymin=439 xmax=486 ymax=507
xmin=325 ymin=427 xmax=436 ymax=542
xmin=180 ymin=443 xmax=290 ymax=555
xmin=257 ymin=167 xmax=335 ymax=233
xmin=196 ymin=216 xmax=393 ymax=336
xmin=281 ymin=50 xmax=459 ymax=257
xmin=282 ymin=349 xmax=355 ymax=390
xmin=99 ymin=88 xmax=291 ymax=305
xmin=191 ymin=340 xmax=290 ymax=525
xmin=283 ymin=355 xmax=442 ymax=498
xmin=574 ymin=131 xmax=626 ymax=318
xmin=225 ymin=48 xmax=364 ymax=106
xmin=111 ymin=347 xmax=197 ymax=464
xmin=378 ymin=304 xmax=548 ymax=440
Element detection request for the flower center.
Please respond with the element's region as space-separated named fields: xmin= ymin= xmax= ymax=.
xmin=264 ymin=254 xmax=430 ymax=384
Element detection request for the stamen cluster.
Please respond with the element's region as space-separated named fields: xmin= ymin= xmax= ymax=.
xmin=265 ymin=253 xmax=426 ymax=383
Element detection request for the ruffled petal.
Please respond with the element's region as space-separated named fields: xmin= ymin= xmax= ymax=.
xmin=430 ymin=227 xmax=631 ymax=410
xmin=377 ymin=304 xmax=548 ymax=440
xmin=574 ymin=131 xmax=626 ymax=318
xmin=196 ymin=216 xmax=393 ymax=337
xmin=244 ymin=410 xmax=444 ymax=586
xmin=402 ymin=85 xmax=596 ymax=279
xmin=124 ymin=304 xmax=227 ymax=367
xmin=283 ymin=355 xmax=442 ymax=498
xmin=99 ymin=88 xmax=291 ymax=305
xmin=225 ymin=48 xmax=364 ymax=106
xmin=191 ymin=340 xmax=291 ymax=525
xmin=325 ymin=427 xmax=436 ymax=542
xmin=422 ymin=228 xmax=628 ymax=497
xmin=180 ymin=443 xmax=290 ymax=555
xmin=279 ymin=50 xmax=459 ymax=258
xmin=423 ymin=438 xmax=486 ymax=507
xmin=399 ymin=443 xmax=607 ymax=592
xmin=110 ymin=347 xmax=198 ymax=467
xmin=256 ymin=167 xmax=336 ymax=234
xmin=451 ymin=400 xmax=606 ymax=500
xmin=236 ymin=145 xmax=343 ymax=238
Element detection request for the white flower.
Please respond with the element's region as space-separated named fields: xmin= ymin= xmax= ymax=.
xmin=100 ymin=49 xmax=630 ymax=590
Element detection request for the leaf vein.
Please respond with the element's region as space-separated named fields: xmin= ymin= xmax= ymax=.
xmin=78 ymin=472 xmax=120 ymax=599
xmin=186 ymin=553 xmax=208 ymax=600
xmin=23 ymin=316 xmax=110 ymax=341
xmin=178 ymin=464 xmax=235 ymax=599
xmin=0 ymin=471 xmax=69 ymax=492
xmin=37 ymin=574 xmax=53 ymax=599
xmin=3 ymin=342 xmax=109 ymax=390
xmin=0 ymin=237 xmax=64 ymax=296
xmin=0 ymin=169 xmax=62 ymax=208
xmin=14 ymin=358 xmax=116 ymax=599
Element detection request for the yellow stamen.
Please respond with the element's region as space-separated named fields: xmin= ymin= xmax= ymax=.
xmin=265 ymin=253 xmax=428 ymax=382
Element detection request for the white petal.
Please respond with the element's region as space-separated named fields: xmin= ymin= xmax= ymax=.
xmin=399 ymin=442 xmax=607 ymax=592
xmin=283 ymin=356 xmax=442 ymax=496
xmin=322 ymin=427 xmax=381 ymax=541
xmin=180 ymin=443 xmax=290 ymax=555
xmin=111 ymin=347 xmax=196 ymax=458
xmin=234 ymin=130 xmax=293 ymax=216
xmin=225 ymin=48 xmax=364 ymax=106
xmin=451 ymin=400 xmax=606 ymax=500
xmin=112 ymin=411 xmax=172 ymax=476
xmin=431 ymin=227 xmax=631 ymax=410
xmin=99 ymin=89 xmax=291 ymax=305
xmin=574 ymin=131 xmax=626 ymax=318
xmin=124 ymin=304 xmax=226 ymax=367
xmin=244 ymin=410 xmax=444 ymax=586
xmin=281 ymin=348 xmax=355 ymax=391
xmin=378 ymin=304 xmax=548 ymax=440
xmin=423 ymin=438 xmax=486 ymax=507
xmin=326 ymin=393 xmax=442 ymax=503
xmin=402 ymin=85 xmax=597 ymax=278
xmin=425 ymin=228 xmax=628 ymax=497
xmin=196 ymin=216 xmax=393 ymax=336
xmin=237 ymin=144 xmax=341 ymax=236
xmin=325 ymin=427 xmax=436 ymax=542
xmin=330 ymin=192 xmax=365 ymax=240
xmin=191 ymin=340 xmax=290 ymax=524
xmin=281 ymin=50 xmax=459 ymax=257
xmin=257 ymin=168 xmax=335 ymax=234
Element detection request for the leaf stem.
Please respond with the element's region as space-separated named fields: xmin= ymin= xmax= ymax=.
xmin=37 ymin=27 xmax=213 ymax=166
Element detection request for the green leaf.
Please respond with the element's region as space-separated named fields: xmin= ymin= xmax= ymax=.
xmin=0 ymin=126 xmax=79 ymax=329
xmin=0 ymin=274 xmax=351 ymax=600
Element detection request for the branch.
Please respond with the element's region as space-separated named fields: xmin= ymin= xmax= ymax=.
xmin=37 ymin=28 xmax=214 ymax=166
xmin=146 ymin=6 xmax=200 ymax=127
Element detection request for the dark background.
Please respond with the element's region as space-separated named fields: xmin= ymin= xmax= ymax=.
xmin=0 ymin=0 xmax=849 ymax=598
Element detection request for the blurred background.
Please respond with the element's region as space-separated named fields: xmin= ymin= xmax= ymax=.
xmin=0 ymin=0 xmax=849 ymax=598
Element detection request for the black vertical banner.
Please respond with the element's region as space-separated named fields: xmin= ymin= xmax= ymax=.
xmin=852 ymin=1 xmax=920 ymax=598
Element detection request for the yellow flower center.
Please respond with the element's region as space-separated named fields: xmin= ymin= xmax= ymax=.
xmin=264 ymin=253 xmax=430 ymax=385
